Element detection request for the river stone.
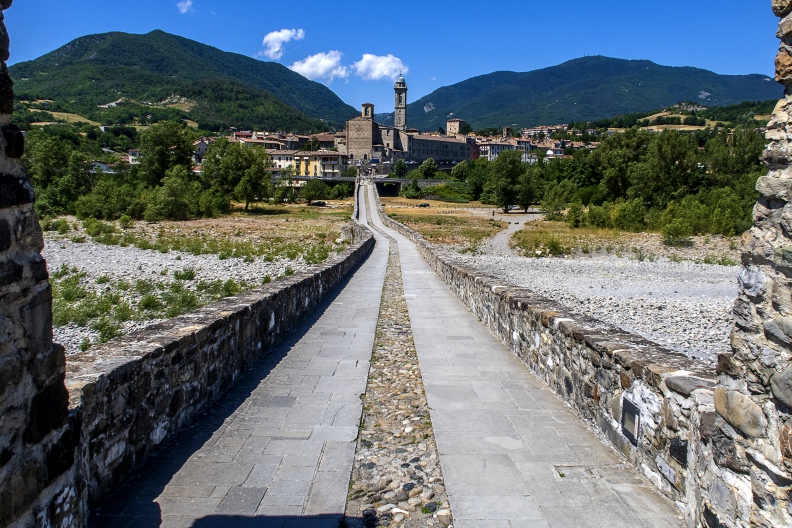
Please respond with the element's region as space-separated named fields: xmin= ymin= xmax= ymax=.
xmin=778 ymin=45 xmax=792 ymax=84
xmin=770 ymin=364 xmax=792 ymax=408
xmin=764 ymin=316 xmax=792 ymax=346
xmin=774 ymin=0 xmax=792 ymax=17
xmin=665 ymin=376 xmax=715 ymax=397
xmin=757 ymin=175 xmax=792 ymax=201
xmin=714 ymin=388 xmax=768 ymax=438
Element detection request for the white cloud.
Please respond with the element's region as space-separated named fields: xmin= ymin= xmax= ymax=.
xmin=177 ymin=0 xmax=193 ymax=14
xmin=290 ymin=51 xmax=349 ymax=82
xmin=261 ymin=28 xmax=305 ymax=60
xmin=353 ymin=54 xmax=407 ymax=81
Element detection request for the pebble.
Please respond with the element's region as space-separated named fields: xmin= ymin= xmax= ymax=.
xmin=450 ymin=252 xmax=737 ymax=364
xmin=345 ymin=224 xmax=451 ymax=527
xmin=42 ymin=234 xmax=327 ymax=356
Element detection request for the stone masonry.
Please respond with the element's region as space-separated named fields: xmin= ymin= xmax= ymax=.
xmin=0 ymin=1 xmax=82 ymax=525
xmin=708 ymin=2 xmax=792 ymax=526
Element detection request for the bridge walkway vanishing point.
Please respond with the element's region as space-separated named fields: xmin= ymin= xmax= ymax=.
xmin=92 ymin=183 xmax=683 ymax=528
xmin=363 ymin=183 xmax=683 ymax=528
xmin=93 ymin=192 xmax=391 ymax=527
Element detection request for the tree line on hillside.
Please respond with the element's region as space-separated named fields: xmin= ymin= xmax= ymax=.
xmin=23 ymin=120 xmax=353 ymax=222
xmin=403 ymin=126 xmax=766 ymax=239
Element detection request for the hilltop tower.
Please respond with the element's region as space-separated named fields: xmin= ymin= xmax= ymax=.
xmin=394 ymin=74 xmax=407 ymax=131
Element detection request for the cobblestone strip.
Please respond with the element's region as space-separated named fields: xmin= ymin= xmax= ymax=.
xmin=345 ymin=200 xmax=453 ymax=528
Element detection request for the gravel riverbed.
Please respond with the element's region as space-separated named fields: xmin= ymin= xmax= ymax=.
xmin=449 ymin=252 xmax=739 ymax=365
xmin=43 ymin=237 xmax=318 ymax=356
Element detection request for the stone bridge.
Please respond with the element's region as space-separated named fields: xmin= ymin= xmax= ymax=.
xmin=3 ymin=3 xmax=792 ymax=528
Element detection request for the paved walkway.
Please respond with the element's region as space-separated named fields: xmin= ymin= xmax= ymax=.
xmin=364 ymin=183 xmax=683 ymax=528
xmin=94 ymin=193 xmax=389 ymax=527
xmin=93 ymin=184 xmax=683 ymax=528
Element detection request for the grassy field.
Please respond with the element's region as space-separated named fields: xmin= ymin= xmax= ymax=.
xmin=44 ymin=203 xmax=355 ymax=350
xmin=510 ymin=220 xmax=739 ymax=264
xmin=387 ymin=212 xmax=506 ymax=250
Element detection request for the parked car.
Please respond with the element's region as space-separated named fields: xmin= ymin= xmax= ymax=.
xmin=417 ymin=203 xmax=430 ymax=208
xmin=311 ymin=201 xmax=326 ymax=207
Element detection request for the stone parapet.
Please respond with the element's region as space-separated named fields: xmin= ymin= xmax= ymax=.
xmin=374 ymin=193 xmax=724 ymax=526
xmin=65 ymin=223 xmax=373 ymax=507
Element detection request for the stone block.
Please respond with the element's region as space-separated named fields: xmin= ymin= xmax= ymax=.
xmin=666 ymin=375 xmax=716 ymax=397
xmin=21 ymin=286 xmax=52 ymax=356
xmin=670 ymin=437 xmax=688 ymax=467
xmin=778 ymin=45 xmax=792 ymax=84
xmin=780 ymin=423 xmax=792 ymax=464
xmin=23 ymin=378 xmax=68 ymax=444
xmin=714 ymin=388 xmax=768 ymax=438
xmin=0 ymin=217 xmax=9 ymax=252
xmin=764 ymin=316 xmax=792 ymax=346
xmin=700 ymin=411 xmax=717 ymax=442
xmin=717 ymin=353 xmax=743 ymax=378
xmin=757 ymin=175 xmax=792 ymax=201
xmin=0 ymin=259 xmax=21 ymax=287
xmin=0 ymin=173 xmax=33 ymax=208
xmin=712 ymin=427 xmax=750 ymax=473
xmin=0 ymin=352 xmax=21 ymax=398
xmin=0 ymin=67 xmax=12 ymax=116
xmin=2 ymin=124 xmax=23 ymax=158
xmin=774 ymin=0 xmax=792 ymax=17
xmin=780 ymin=13 xmax=792 ymax=40
xmin=770 ymin=364 xmax=792 ymax=408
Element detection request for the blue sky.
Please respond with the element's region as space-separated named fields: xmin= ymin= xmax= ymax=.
xmin=6 ymin=1 xmax=780 ymax=111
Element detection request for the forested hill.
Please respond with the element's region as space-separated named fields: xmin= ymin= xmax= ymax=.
xmin=9 ymin=30 xmax=359 ymax=132
xmin=383 ymin=56 xmax=782 ymax=131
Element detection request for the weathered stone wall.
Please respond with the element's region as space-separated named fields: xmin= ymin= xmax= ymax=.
xmin=374 ymin=193 xmax=723 ymax=526
xmin=0 ymin=1 xmax=83 ymax=525
xmin=66 ymin=223 xmax=373 ymax=506
xmin=701 ymin=3 xmax=792 ymax=526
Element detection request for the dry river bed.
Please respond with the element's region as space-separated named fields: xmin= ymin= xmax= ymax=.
xmin=450 ymin=251 xmax=738 ymax=365
xmin=42 ymin=236 xmax=318 ymax=356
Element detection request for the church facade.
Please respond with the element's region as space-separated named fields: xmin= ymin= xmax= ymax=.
xmin=345 ymin=75 xmax=473 ymax=167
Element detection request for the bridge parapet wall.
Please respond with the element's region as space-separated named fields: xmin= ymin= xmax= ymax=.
xmin=375 ymin=192 xmax=723 ymax=527
xmin=65 ymin=223 xmax=373 ymax=508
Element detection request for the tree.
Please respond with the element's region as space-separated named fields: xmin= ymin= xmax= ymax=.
xmin=235 ymin=147 xmax=271 ymax=210
xmin=392 ymin=159 xmax=408 ymax=178
xmin=516 ymin=164 xmax=540 ymax=212
xmin=302 ymin=179 xmax=329 ymax=204
xmin=144 ymin=166 xmax=199 ymax=221
xmin=627 ymin=130 xmax=701 ymax=208
xmin=451 ymin=161 xmax=469 ymax=181
xmin=466 ymin=158 xmax=489 ymax=200
xmin=419 ymin=158 xmax=437 ymax=179
xmin=139 ymin=121 xmax=194 ymax=187
xmin=484 ymin=150 xmax=523 ymax=213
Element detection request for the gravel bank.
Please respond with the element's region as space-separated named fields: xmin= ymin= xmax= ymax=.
xmin=43 ymin=237 xmax=319 ymax=356
xmin=450 ymin=252 xmax=739 ymax=365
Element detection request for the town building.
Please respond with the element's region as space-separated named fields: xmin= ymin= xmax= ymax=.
xmin=344 ymin=75 xmax=473 ymax=168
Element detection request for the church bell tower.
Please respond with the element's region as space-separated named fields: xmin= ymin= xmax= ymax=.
xmin=394 ymin=74 xmax=407 ymax=131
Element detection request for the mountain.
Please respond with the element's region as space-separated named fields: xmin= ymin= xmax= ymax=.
xmin=380 ymin=56 xmax=782 ymax=131
xmin=9 ymin=30 xmax=359 ymax=132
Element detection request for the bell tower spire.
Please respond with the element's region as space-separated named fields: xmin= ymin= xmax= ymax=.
xmin=394 ymin=73 xmax=407 ymax=131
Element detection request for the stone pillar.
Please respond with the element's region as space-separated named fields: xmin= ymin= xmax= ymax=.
xmin=710 ymin=2 xmax=792 ymax=526
xmin=0 ymin=1 xmax=80 ymax=526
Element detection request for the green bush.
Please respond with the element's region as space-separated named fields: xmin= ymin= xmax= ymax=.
xmin=612 ymin=199 xmax=647 ymax=232
xmin=118 ymin=215 xmax=134 ymax=229
xmin=82 ymin=218 xmax=117 ymax=237
xmin=173 ymin=268 xmax=197 ymax=281
xmin=566 ymin=202 xmax=585 ymax=228
xmin=662 ymin=219 xmax=693 ymax=246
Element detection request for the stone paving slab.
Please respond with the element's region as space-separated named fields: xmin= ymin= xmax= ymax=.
xmin=365 ymin=184 xmax=684 ymax=528
xmin=93 ymin=199 xmax=389 ymax=527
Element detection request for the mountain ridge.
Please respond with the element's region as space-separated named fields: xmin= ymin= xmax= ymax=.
xmin=10 ymin=30 xmax=359 ymax=131
xmin=377 ymin=56 xmax=781 ymax=130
